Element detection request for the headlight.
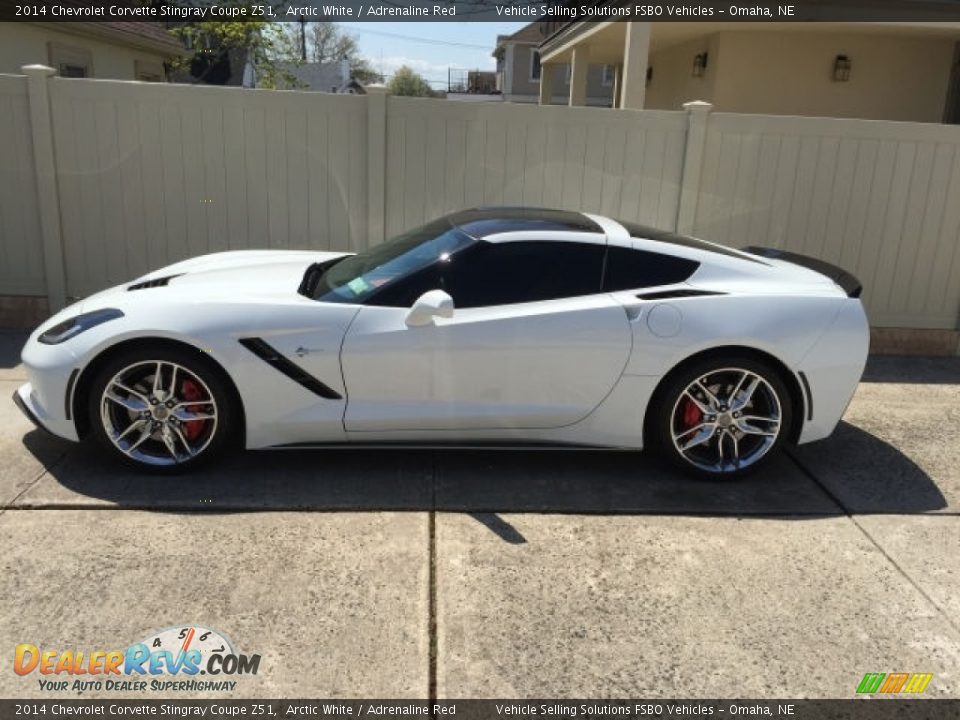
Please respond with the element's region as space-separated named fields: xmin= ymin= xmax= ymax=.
xmin=38 ymin=308 xmax=124 ymax=345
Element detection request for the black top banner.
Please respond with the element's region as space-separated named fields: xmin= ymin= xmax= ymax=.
xmin=4 ymin=0 xmax=960 ymax=22
xmin=1 ymin=700 xmax=959 ymax=720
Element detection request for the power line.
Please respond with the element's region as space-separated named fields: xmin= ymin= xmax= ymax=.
xmin=347 ymin=27 xmax=493 ymax=51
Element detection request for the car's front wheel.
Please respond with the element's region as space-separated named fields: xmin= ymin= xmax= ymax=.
xmin=652 ymin=356 xmax=792 ymax=480
xmin=88 ymin=346 xmax=238 ymax=471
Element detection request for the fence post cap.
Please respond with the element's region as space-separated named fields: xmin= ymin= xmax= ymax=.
xmin=365 ymin=83 xmax=389 ymax=95
xmin=683 ymin=100 xmax=713 ymax=113
xmin=22 ymin=64 xmax=56 ymax=78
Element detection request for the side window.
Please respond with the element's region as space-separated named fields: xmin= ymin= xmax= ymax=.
xmin=367 ymin=240 xmax=605 ymax=309
xmin=445 ymin=241 xmax=604 ymax=308
xmin=603 ymin=246 xmax=699 ymax=291
xmin=365 ymin=265 xmax=443 ymax=309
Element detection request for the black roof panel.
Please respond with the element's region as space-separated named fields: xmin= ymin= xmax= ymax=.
xmin=449 ymin=207 xmax=602 ymax=238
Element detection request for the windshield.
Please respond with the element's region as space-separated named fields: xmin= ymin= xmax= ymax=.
xmin=309 ymin=218 xmax=476 ymax=304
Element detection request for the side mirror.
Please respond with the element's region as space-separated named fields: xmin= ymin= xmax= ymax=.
xmin=405 ymin=290 xmax=454 ymax=327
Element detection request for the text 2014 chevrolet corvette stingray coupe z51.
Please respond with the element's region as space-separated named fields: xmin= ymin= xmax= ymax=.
xmin=14 ymin=208 xmax=868 ymax=479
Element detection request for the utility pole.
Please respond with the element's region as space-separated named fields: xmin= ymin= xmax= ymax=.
xmin=299 ymin=16 xmax=307 ymax=62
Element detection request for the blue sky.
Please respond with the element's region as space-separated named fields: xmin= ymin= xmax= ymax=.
xmin=338 ymin=22 xmax=526 ymax=88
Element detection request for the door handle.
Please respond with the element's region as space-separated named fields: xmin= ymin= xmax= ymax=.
xmin=621 ymin=304 xmax=644 ymax=322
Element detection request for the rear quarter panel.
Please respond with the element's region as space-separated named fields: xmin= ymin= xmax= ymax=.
xmin=614 ymin=290 xmax=867 ymax=445
xmin=619 ymin=292 xmax=847 ymax=378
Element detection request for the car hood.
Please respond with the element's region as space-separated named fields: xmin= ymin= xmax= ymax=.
xmin=79 ymin=250 xmax=352 ymax=310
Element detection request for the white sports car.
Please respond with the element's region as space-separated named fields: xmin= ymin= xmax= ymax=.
xmin=15 ymin=208 xmax=869 ymax=479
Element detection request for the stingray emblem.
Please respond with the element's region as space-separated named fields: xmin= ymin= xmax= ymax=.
xmin=294 ymin=347 xmax=323 ymax=357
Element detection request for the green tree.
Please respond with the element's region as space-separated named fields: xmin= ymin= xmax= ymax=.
xmin=276 ymin=21 xmax=383 ymax=85
xmin=169 ymin=13 xmax=293 ymax=88
xmin=388 ymin=66 xmax=436 ymax=98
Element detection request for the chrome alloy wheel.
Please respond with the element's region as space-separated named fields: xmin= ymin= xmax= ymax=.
xmin=99 ymin=361 xmax=218 ymax=466
xmin=669 ymin=367 xmax=782 ymax=473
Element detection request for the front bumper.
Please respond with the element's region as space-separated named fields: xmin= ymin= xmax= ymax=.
xmin=17 ymin=334 xmax=82 ymax=442
xmin=12 ymin=385 xmax=57 ymax=437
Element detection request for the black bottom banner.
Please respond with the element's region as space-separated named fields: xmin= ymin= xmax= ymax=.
xmin=1 ymin=699 xmax=958 ymax=720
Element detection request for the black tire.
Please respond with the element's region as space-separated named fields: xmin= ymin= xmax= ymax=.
xmin=87 ymin=344 xmax=240 ymax=472
xmin=650 ymin=355 xmax=793 ymax=480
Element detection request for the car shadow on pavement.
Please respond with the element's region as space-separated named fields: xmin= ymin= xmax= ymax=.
xmin=861 ymin=354 xmax=960 ymax=384
xmin=19 ymin=419 xmax=947 ymax=532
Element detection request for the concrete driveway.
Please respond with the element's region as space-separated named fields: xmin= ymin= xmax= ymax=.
xmin=1 ymin=330 xmax=958 ymax=699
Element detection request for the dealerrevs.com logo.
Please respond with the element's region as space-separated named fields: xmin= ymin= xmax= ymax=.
xmin=856 ymin=672 xmax=933 ymax=694
xmin=13 ymin=625 xmax=261 ymax=694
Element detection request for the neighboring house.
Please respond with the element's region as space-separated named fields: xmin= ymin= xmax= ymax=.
xmin=493 ymin=22 xmax=614 ymax=106
xmin=446 ymin=68 xmax=502 ymax=102
xmin=0 ymin=22 xmax=182 ymax=81
xmin=537 ymin=16 xmax=960 ymax=123
xmin=273 ymin=59 xmax=366 ymax=93
xmin=466 ymin=70 xmax=497 ymax=94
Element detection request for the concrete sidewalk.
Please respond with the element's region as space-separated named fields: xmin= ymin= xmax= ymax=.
xmin=1 ymin=330 xmax=958 ymax=698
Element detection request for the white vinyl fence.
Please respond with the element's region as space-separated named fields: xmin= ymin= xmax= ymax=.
xmin=693 ymin=113 xmax=960 ymax=330
xmin=0 ymin=74 xmax=45 ymax=295
xmin=2 ymin=66 xmax=959 ymax=331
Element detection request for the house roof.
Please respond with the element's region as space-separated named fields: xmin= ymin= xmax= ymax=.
xmin=492 ymin=21 xmax=544 ymax=57
xmin=52 ymin=21 xmax=185 ymax=57
xmin=495 ymin=21 xmax=543 ymax=47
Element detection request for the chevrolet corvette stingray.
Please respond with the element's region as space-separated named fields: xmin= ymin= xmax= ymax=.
xmin=14 ymin=208 xmax=869 ymax=478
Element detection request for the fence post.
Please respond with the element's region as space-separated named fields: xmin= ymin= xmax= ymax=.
xmin=676 ymin=100 xmax=713 ymax=235
xmin=366 ymin=84 xmax=389 ymax=247
xmin=22 ymin=64 xmax=67 ymax=312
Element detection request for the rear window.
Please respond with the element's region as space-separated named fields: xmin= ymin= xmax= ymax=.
xmin=603 ymin=246 xmax=699 ymax=291
xmin=618 ymin=220 xmax=765 ymax=264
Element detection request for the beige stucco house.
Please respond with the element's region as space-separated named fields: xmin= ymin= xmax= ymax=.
xmin=537 ymin=19 xmax=960 ymax=123
xmin=494 ymin=22 xmax=614 ymax=106
xmin=0 ymin=22 xmax=183 ymax=81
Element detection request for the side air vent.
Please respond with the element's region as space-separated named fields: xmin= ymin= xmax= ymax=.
xmin=128 ymin=274 xmax=181 ymax=290
xmin=636 ymin=289 xmax=726 ymax=301
xmin=238 ymin=337 xmax=343 ymax=400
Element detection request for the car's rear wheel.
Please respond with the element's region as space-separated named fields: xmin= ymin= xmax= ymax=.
xmin=652 ymin=356 xmax=792 ymax=480
xmin=87 ymin=346 xmax=238 ymax=471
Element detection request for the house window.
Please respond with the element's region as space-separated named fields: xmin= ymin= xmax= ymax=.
xmin=564 ymin=65 xmax=571 ymax=85
xmin=601 ymin=64 xmax=614 ymax=87
xmin=59 ymin=64 xmax=87 ymax=78
xmin=49 ymin=43 xmax=92 ymax=78
xmin=135 ymin=60 xmax=164 ymax=82
xmin=529 ymin=50 xmax=541 ymax=82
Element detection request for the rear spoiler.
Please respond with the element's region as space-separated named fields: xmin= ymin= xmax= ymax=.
xmin=741 ymin=246 xmax=863 ymax=298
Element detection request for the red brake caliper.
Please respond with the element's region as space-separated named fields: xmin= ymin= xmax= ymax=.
xmin=682 ymin=398 xmax=702 ymax=430
xmin=179 ymin=379 xmax=208 ymax=441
